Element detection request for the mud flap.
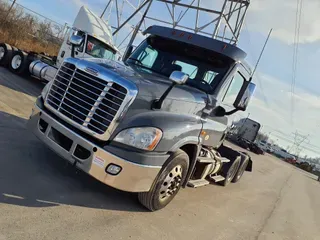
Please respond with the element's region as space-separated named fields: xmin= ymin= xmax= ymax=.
xmin=245 ymin=155 xmax=253 ymax=172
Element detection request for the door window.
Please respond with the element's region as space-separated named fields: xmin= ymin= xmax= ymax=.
xmin=137 ymin=46 xmax=158 ymax=68
xmin=203 ymin=71 xmax=218 ymax=84
xmin=222 ymin=71 xmax=245 ymax=105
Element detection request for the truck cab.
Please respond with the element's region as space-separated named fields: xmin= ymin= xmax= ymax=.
xmin=28 ymin=25 xmax=256 ymax=211
xmin=56 ymin=6 xmax=118 ymax=68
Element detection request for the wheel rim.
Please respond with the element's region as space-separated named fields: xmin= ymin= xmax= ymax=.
xmin=11 ymin=55 xmax=22 ymax=69
xmin=159 ymin=165 xmax=183 ymax=202
xmin=227 ymin=161 xmax=240 ymax=182
xmin=0 ymin=47 xmax=5 ymax=60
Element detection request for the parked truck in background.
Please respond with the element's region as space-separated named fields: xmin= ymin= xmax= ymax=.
xmin=228 ymin=118 xmax=264 ymax=154
xmin=27 ymin=24 xmax=257 ymax=211
xmin=0 ymin=6 xmax=117 ymax=82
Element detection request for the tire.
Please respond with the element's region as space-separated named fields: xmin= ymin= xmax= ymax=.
xmin=219 ymin=156 xmax=241 ymax=186
xmin=0 ymin=43 xmax=13 ymax=67
xmin=138 ymin=149 xmax=189 ymax=211
xmin=9 ymin=50 xmax=29 ymax=75
xmin=232 ymin=154 xmax=249 ymax=183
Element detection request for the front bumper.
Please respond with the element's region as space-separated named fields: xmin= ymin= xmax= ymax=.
xmin=27 ymin=100 xmax=161 ymax=192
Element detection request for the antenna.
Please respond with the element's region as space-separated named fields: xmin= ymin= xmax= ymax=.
xmin=251 ymin=28 xmax=273 ymax=79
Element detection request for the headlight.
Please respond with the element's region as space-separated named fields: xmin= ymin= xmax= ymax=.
xmin=114 ymin=127 xmax=162 ymax=151
xmin=41 ymin=81 xmax=52 ymax=100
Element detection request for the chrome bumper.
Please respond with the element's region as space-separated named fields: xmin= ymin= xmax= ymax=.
xmin=27 ymin=103 xmax=161 ymax=192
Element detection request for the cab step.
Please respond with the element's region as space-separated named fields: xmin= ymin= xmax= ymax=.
xmin=187 ymin=179 xmax=210 ymax=188
xmin=210 ymin=175 xmax=225 ymax=182
xmin=198 ymin=157 xmax=215 ymax=163
xmin=220 ymin=157 xmax=230 ymax=163
xmin=198 ymin=156 xmax=230 ymax=163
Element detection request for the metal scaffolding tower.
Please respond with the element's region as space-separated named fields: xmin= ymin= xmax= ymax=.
xmin=289 ymin=131 xmax=310 ymax=158
xmin=100 ymin=0 xmax=250 ymax=53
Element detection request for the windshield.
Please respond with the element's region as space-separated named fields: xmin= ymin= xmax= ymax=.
xmin=127 ymin=36 xmax=233 ymax=93
xmin=86 ymin=35 xmax=116 ymax=60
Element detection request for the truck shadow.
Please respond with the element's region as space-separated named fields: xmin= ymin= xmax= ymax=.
xmin=0 ymin=111 xmax=146 ymax=212
xmin=0 ymin=66 xmax=44 ymax=97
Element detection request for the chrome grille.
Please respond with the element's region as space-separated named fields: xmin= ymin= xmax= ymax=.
xmin=47 ymin=62 xmax=127 ymax=135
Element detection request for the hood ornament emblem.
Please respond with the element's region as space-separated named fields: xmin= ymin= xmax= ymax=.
xmin=85 ymin=67 xmax=99 ymax=76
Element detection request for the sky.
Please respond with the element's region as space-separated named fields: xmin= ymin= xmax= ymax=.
xmin=11 ymin=0 xmax=320 ymax=157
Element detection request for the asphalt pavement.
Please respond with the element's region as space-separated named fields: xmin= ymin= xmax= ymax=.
xmin=0 ymin=67 xmax=319 ymax=240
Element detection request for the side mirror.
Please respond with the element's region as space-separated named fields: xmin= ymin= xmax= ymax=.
xmin=70 ymin=35 xmax=83 ymax=58
xmin=169 ymin=71 xmax=189 ymax=85
xmin=70 ymin=35 xmax=83 ymax=46
xmin=234 ymin=81 xmax=256 ymax=111
xmin=123 ymin=45 xmax=133 ymax=61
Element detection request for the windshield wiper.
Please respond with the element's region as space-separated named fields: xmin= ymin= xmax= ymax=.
xmin=127 ymin=59 xmax=163 ymax=75
xmin=127 ymin=57 xmax=143 ymax=65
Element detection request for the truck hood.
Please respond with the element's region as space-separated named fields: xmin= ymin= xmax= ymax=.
xmin=85 ymin=58 xmax=207 ymax=104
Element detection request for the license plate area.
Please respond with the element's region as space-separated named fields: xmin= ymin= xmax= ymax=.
xmin=48 ymin=127 xmax=73 ymax=151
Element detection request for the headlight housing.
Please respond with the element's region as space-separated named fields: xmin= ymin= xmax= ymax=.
xmin=114 ymin=127 xmax=162 ymax=151
xmin=41 ymin=81 xmax=52 ymax=100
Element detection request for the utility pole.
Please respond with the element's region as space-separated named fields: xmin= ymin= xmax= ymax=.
xmin=3 ymin=0 xmax=16 ymax=24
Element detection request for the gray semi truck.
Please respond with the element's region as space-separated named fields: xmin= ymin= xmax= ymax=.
xmin=28 ymin=25 xmax=256 ymax=211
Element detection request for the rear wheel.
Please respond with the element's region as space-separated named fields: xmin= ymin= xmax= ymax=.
xmin=220 ymin=156 xmax=241 ymax=186
xmin=232 ymin=154 xmax=249 ymax=183
xmin=138 ymin=149 xmax=189 ymax=211
xmin=9 ymin=50 xmax=29 ymax=74
xmin=0 ymin=43 xmax=13 ymax=67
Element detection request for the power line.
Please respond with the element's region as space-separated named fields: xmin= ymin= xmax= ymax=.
xmin=271 ymin=134 xmax=320 ymax=155
xmin=290 ymin=0 xmax=304 ymax=122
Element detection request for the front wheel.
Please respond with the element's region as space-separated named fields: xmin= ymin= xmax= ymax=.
xmin=138 ymin=149 xmax=189 ymax=211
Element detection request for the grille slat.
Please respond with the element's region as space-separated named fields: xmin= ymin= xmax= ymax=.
xmin=63 ymin=96 xmax=113 ymax=122
xmin=47 ymin=99 xmax=59 ymax=107
xmin=74 ymin=71 xmax=126 ymax=96
xmin=59 ymin=69 xmax=73 ymax=77
xmin=56 ymin=74 xmax=72 ymax=84
xmin=64 ymin=80 xmax=121 ymax=107
xmin=46 ymin=63 xmax=127 ymax=135
xmin=66 ymin=90 xmax=120 ymax=112
xmin=50 ymin=88 xmax=64 ymax=97
xmin=61 ymin=65 xmax=76 ymax=72
xmin=69 ymin=81 xmax=102 ymax=98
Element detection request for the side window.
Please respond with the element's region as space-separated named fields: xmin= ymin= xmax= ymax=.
xmin=137 ymin=46 xmax=158 ymax=68
xmin=203 ymin=71 xmax=218 ymax=84
xmin=222 ymin=71 xmax=245 ymax=105
xmin=174 ymin=61 xmax=198 ymax=79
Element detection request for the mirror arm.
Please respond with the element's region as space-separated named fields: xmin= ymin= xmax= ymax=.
xmin=152 ymin=82 xmax=176 ymax=110
xmin=225 ymin=109 xmax=239 ymax=116
xmin=71 ymin=44 xmax=76 ymax=58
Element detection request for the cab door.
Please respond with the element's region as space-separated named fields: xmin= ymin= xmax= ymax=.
xmin=201 ymin=63 xmax=250 ymax=148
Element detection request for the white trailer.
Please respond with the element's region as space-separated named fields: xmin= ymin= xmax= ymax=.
xmin=0 ymin=6 xmax=117 ymax=82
